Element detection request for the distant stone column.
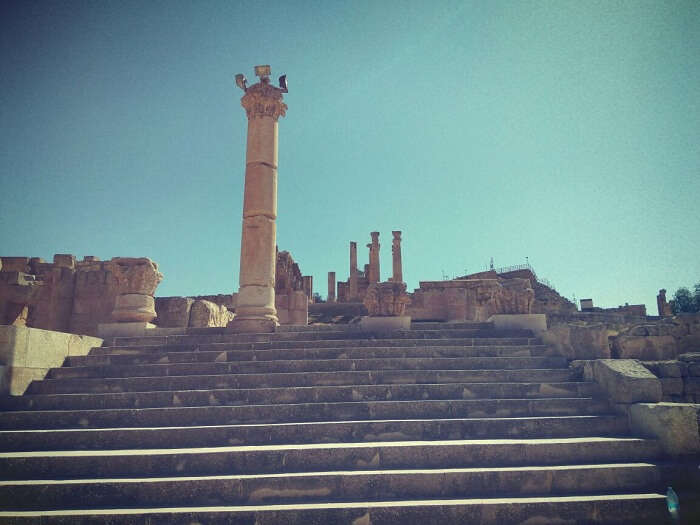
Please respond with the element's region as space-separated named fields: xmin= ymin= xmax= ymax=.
xmin=302 ymin=276 xmax=313 ymax=304
xmin=368 ymin=232 xmax=380 ymax=284
xmin=229 ymin=66 xmax=287 ymax=333
xmin=657 ymin=289 xmax=672 ymax=317
xmin=328 ymin=272 xmax=336 ymax=303
xmin=391 ymin=231 xmax=403 ymax=283
xmin=349 ymin=241 xmax=358 ymax=300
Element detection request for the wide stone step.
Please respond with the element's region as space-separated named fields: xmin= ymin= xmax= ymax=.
xmin=92 ymin=337 xmax=544 ymax=356
xmin=0 ymin=382 xmax=597 ymax=411
xmin=0 ymin=463 xmax=660 ymax=510
xmin=0 ymin=438 xmax=660 ymax=479
xmin=0 ymin=398 xmax=609 ymax=430
xmin=27 ymin=369 xmax=576 ymax=395
xmin=72 ymin=345 xmax=550 ymax=366
xmin=0 ymin=416 xmax=630 ymax=452
xmin=111 ymin=329 xmax=537 ymax=347
xmin=46 ymin=356 xmax=569 ymax=380
xmin=0 ymin=493 xmax=669 ymax=524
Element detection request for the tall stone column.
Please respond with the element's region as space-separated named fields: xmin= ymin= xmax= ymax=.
xmin=391 ymin=231 xmax=403 ymax=283
xmin=327 ymin=272 xmax=336 ymax=303
xmin=229 ymin=66 xmax=287 ymax=333
xmin=303 ymin=276 xmax=313 ymax=304
xmin=349 ymin=241 xmax=358 ymax=300
xmin=368 ymin=232 xmax=380 ymax=284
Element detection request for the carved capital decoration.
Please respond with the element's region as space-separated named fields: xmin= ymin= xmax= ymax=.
xmin=241 ymin=82 xmax=287 ymax=121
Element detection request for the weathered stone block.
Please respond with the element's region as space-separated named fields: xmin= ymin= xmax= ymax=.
xmin=688 ymin=364 xmax=700 ymax=377
xmin=0 ymin=257 xmax=30 ymax=273
xmin=541 ymin=323 xmax=610 ymax=360
xmin=659 ymin=377 xmax=684 ymax=397
xmin=190 ymin=300 xmax=234 ymax=328
xmin=0 ymin=325 xmax=102 ymax=394
xmin=629 ymin=403 xmax=700 ymax=456
xmin=490 ymin=314 xmax=546 ymax=333
xmin=612 ymin=335 xmax=677 ymax=360
xmin=53 ymin=254 xmax=76 ymax=269
xmin=591 ymin=359 xmax=662 ymax=404
xmin=641 ymin=360 xmax=683 ymax=378
xmin=155 ymin=297 xmax=194 ymax=328
xmin=112 ymin=294 xmax=157 ymax=323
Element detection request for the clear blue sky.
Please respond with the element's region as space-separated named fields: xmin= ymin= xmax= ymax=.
xmin=1 ymin=0 xmax=699 ymax=312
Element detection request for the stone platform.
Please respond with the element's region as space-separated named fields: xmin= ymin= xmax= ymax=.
xmin=0 ymin=321 xmax=671 ymax=523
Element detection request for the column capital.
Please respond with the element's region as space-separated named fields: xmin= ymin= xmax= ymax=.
xmin=241 ymin=82 xmax=287 ymax=121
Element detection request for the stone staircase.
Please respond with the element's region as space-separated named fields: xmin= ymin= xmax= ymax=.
xmin=0 ymin=321 xmax=670 ymax=523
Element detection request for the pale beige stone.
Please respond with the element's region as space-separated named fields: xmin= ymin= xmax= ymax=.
xmin=628 ymin=402 xmax=700 ymax=456
xmin=541 ymin=322 xmax=611 ymax=360
xmin=591 ymin=359 xmax=662 ymax=404
xmin=328 ymin=272 xmax=336 ymax=303
xmin=367 ymin=232 xmax=380 ymax=284
xmin=190 ymin=300 xmax=234 ymax=328
xmin=112 ymin=294 xmax=157 ymax=323
xmin=363 ymin=282 xmax=411 ymax=317
xmin=349 ymin=242 xmax=358 ymax=300
xmin=391 ymin=231 xmax=403 ymax=283
xmin=230 ymin=74 xmax=287 ymax=333
xmin=490 ymin=314 xmax=547 ymax=333
xmin=612 ymin=335 xmax=677 ymax=360
xmin=359 ymin=315 xmax=411 ymax=332
xmin=0 ymin=326 xmax=102 ymax=394
xmin=107 ymin=257 xmax=163 ymax=295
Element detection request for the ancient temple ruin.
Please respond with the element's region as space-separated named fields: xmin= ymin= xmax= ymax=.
xmin=1 ymin=64 xmax=699 ymax=523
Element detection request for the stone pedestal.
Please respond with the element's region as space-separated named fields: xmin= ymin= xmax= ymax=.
xmin=108 ymin=258 xmax=162 ymax=327
xmin=228 ymin=67 xmax=287 ymax=333
xmin=112 ymin=294 xmax=156 ymax=322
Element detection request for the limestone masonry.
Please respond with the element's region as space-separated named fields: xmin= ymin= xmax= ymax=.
xmin=1 ymin=64 xmax=699 ymax=523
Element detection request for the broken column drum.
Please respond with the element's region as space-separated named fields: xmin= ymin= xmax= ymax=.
xmin=229 ymin=67 xmax=287 ymax=333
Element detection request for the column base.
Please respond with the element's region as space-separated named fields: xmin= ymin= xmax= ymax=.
xmin=227 ymin=317 xmax=278 ymax=333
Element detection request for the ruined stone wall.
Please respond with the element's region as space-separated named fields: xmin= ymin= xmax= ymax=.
xmin=1 ymin=255 xmax=162 ymax=336
xmin=407 ymin=277 xmax=534 ymax=322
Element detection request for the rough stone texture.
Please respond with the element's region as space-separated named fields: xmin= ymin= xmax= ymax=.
xmin=490 ymin=314 xmax=547 ymax=334
xmin=541 ymin=322 xmax=611 ymax=360
xmin=590 ymin=359 xmax=662 ymax=404
xmin=612 ymin=335 xmax=677 ymax=360
xmin=391 ymin=231 xmax=403 ymax=284
xmin=112 ymin=294 xmax=157 ymax=323
xmin=641 ymin=360 xmax=685 ymax=378
xmin=190 ymin=300 xmax=234 ymax=328
xmin=230 ymin=73 xmax=287 ymax=333
xmin=272 ymin=250 xmax=308 ymax=326
xmin=154 ymin=297 xmax=195 ymax=327
xmin=628 ymin=402 xmax=700 ymax=456
xmin=107 ymin=258 xmax=163 ymax=296
xmin=1 ymin=254 xmax=165 ymax=336
xmin=0 ymin=325 xmax=102 ymax=394
xmin=407 ymin=277 xmax=534 ymax=323
xmin=327 ymin=272 xmax=336 ymax=303
xmin=656 ymin=289 xmax=673 ymax=317
xmin=367 ymin=232 xmax=380 ymax=284
xmin=364 ymin=282 xmax=411 ymax=317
